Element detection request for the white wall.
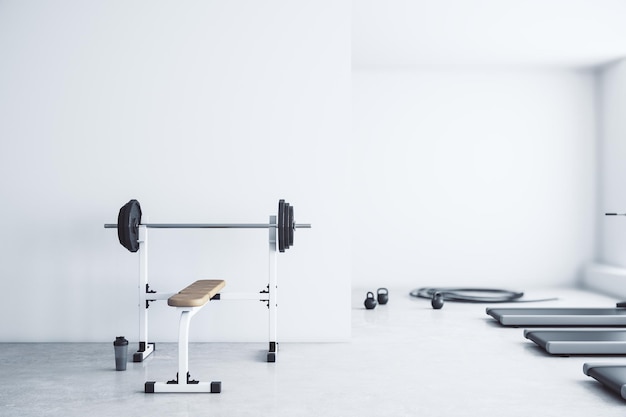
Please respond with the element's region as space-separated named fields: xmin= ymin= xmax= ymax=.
xmin=352 ymin=69 xmax=596 ymax=290
xmin=582 ymin=59 xmax=626 ymax=297
xmin=596 ymin=59 xmax=626 ymax=266
xmin=0 ymin=1 xmax=351 ymax=342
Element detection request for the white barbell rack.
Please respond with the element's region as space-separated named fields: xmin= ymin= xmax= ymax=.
xmin=130 ymin=214 xmax=281 ymax=363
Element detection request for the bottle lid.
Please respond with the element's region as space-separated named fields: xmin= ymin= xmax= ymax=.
xmin=114 ymin=336 xmax=129 ymax=346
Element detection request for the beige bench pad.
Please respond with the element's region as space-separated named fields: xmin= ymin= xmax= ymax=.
xmin=167 ymin=279 xmax=226 ymax=307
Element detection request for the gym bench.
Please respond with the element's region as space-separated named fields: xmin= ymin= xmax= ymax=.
xmin=105 ymin=199 xmax=309 ymax=364
xmin=145 ymin=280 xmax=225 ymax=394
xmin=106 ymin=199 xmax=310 ymax=393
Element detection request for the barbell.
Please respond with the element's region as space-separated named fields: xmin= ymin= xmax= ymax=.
xmin=105 ymin=199 xmax=311 ymax=253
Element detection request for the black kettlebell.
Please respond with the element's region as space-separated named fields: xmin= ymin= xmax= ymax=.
xmin=377 ymin=288 xmax=389 ymax=305
xmin=364 ymin=292 xmax=377 ymax=309
xmin=431 ymin=292 xmax=444 ymax=309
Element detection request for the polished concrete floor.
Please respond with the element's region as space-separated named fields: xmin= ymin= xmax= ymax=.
xmin=2 ymin=287 xmax=626 ymax=417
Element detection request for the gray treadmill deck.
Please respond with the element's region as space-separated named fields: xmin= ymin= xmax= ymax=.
xmin=584 ymin=364 xmax=626 ymax=399
xmin=525 ymin=329 xmax=626 ymax=355
xmin=486 ymin=307 xmax=626 ymax=326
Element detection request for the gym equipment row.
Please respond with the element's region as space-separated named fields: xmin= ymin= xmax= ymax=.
xmin=487 ymin=304 xmax=626 ymax=400
xmin=105 ymin=199 xmax=310 ymax=393
xmin=484 ymin=213 xmax=626 ymax=400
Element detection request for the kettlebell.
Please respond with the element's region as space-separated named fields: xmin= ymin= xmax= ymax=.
xmin=364 ymin=292 xmax=377 ymax=309
xmin=431 ymin=292 xmax=444 ymax=309
xmin=377 ymin=288 xmax=389 ymax=305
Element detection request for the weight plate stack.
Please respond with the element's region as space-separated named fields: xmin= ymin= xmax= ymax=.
xmin=288 ymin=205 xmax=294 ymax=247
xmin=117 ymin=199 xmax=142 ymax=252
xmin=278 ymin=200 xmax=286 ymax=252
xmin=283 ymin=202 xmax=292 ymax=250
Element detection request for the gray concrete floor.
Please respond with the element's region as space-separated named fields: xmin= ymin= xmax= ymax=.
xmin=2 ymin=288 xmax=626 ymax=417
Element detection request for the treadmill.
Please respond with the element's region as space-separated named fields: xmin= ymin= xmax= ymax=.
xmin=524 ymin=329 xmax=626 ymax=355
xmin=584 ymin=363 xmax=626 ymax=400
xmin=486 ymin=306 xmax=626 ymax=327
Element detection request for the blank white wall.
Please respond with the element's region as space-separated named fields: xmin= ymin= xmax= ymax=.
xmin=583 ymin=59 xmax=626 ymax=297
xmin=352 ymin=69 xmax=596 ymax=290
xmin=0 ymin=1 xmax=351 ymax=342
xmin=597 ymin=59 xmax=626 ymax=266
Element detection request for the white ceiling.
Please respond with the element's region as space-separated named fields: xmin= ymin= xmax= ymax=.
xmin=352 ymin=0 xmax=626 ymax=70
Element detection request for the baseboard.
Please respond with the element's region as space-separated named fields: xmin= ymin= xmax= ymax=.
xmin=583 ymin=263 xmax=626 ymax=300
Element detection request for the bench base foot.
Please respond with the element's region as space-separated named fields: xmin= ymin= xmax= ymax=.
xmin=133 ymin=343 xmax=155 ymax=362
xmin=145 ymin=381 xmax=221 ymax=394
xmin=267 ymin=341 xmax=278 ymax=362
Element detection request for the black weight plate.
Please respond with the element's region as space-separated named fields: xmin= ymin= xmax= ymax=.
xmin=126 ymin=200 xmax=142 ymax=252
xmin=284 ymin=202 xmax=292 ymax=250
xmin=278 ymin=199 xmax=285 ymax=252
xmin=117 ymin=203 xmax=131 ymax=250
xmin=288 ymin=204 xmax=294 ymax=247
xmin=125 ymin=200 xmax=141 ymax=252
xmin=284 ymin=203 xmax=290 ymax=250
xmin=117 ymin=199 xmax=142 ymax=252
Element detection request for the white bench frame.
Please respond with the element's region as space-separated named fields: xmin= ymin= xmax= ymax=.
xmin=133 ymin=215 xmax=279 ymax=363
xmin=132 ymin=215 xmax=279 ymax=393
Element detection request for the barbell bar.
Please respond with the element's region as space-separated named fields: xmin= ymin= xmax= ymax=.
xmin=105 ymin=199 xmax=311 ymax=253
xmin=104 ymin=223 xmax=311 ymax=229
